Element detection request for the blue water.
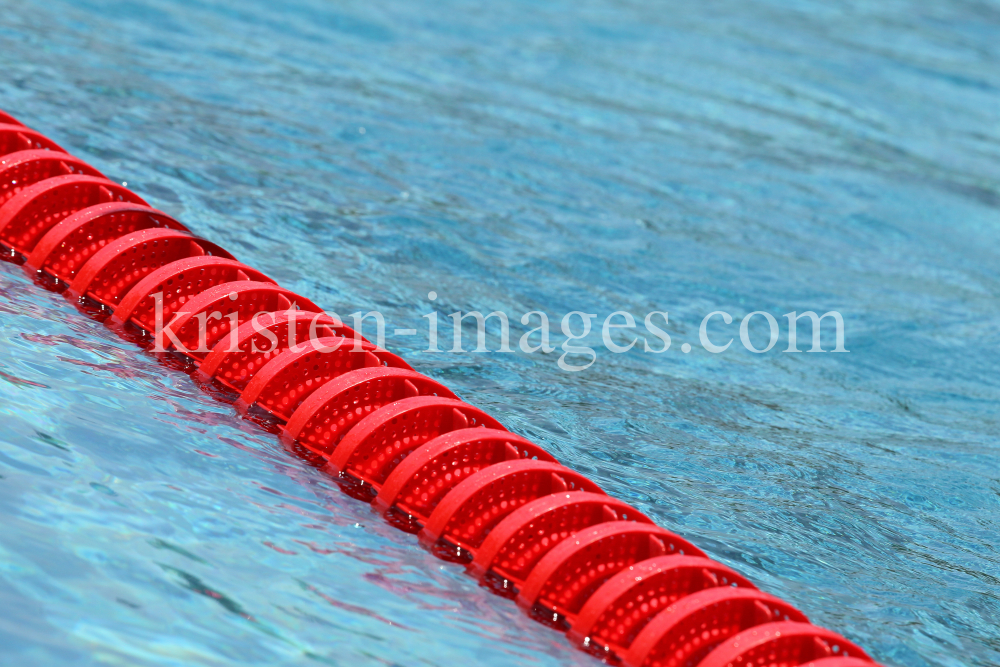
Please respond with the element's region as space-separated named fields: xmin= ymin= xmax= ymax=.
xmin=1 ymin=1 xmax=998 ymax=665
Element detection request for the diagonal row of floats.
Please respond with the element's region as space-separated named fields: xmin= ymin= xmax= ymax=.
xmin=0 ymin=108 xmax=881 ymax=667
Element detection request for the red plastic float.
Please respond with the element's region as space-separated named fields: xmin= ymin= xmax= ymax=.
xmin=0 ymin=109 xmax=884 ymax=667
xmin=418 ymin=460 xmax=604 ymax=558
xmin=157 ymin=281 xmax=319 ymax=360
xmin=198 ymin=310 xmax=364 ymax=392
xmin=235 ymin=339 xmax=411 ymax=422
xmin=695 ymin=621 xmax=872 ymax=667
xmin=0 ymin=111 xmax=23 ymax=126
xmin=0 ymin=123 xmax=65 ymax=157
xmin=25 ymin=203 xmax=188 ymax=280
xmin=568 ymin=554 xmax=757 ymax=654
xmin=323 ymin=393 xmax=504 ymax=487
xmin=620 ymin=587 xmax=808 ymax=667
xmin=0 ymin=175 xmax=144 ymax=256
xmin=67 ymin=228 xmax=233 ymax=307
xmin=468 ymin=491 xmax=652 ymax=592
xmin=516 ymin=522 xmax=707 ymax=625
xmin=373 ymin=429 xmax=556 ymax=524
xmin=110 ymin=257 xmax=272 ymax=332
xmin=0 ymin=150 xmax=103 ymax=207
xmin=283 ymin=386 xmax=467 ymax=459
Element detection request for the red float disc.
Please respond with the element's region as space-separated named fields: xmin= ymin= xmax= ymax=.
xmin=695 ymin=621 xmax=872 ymax=667
xmin=197 ymin=310 xmax=365 ymax=392
xmin=0 ymin=150 xmax=103 ymax=208
xmin=235 ymin=340 xmax=412 ymax=423
xmin=24 ymin=203 xmax=187 ymax=279
xmin=373 ymin=429 xmax=556 ymax=523
xmin=0 ymin=175 xmax=144 ymax=256
xmin=621 ymin=587 xmax=807 ymax=667
xmin=468 ymin=491 xmax=650 ymax=590
xmin=325 ymin=392 xmax=502 ymax=489
xmin=418 ymin=460 xmax=603 ymax=557
xmin=569 ymin=555 xmax=757 ymax=654
xmin=0 ymin=123 xmax=65 ymax=157
xmin=283 ymin=387 xmax=468 ymax=461
xmin=515 ymin=522 xmax=706 ymax=624
xmin=158 ymin=281 xmax=320 ymax=360
xmin=799 ymin=659 xmax=878 ymax=667
xmin=0 ymin=111 xmax=23 ymax=126
xmin=110 ymin=257 xmax=272 ymax=333
xmin=67 ymin=228 xmax=233 ymax=308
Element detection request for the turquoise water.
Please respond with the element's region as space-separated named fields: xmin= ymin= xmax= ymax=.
xmin=1 ymin=1 xmax=998 ymax=665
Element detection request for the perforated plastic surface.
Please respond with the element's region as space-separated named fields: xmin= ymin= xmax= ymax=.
xmin=569 ymin=555 xmax=757 ymax=653
xmin=469 ymin=492 xmax=651 ymax=590
xmin=516 ymin=522 xmax=707 ymax=623
xmin=418 ymin=461 xmax=605 ymax=559
xmin=235 ymin=340 xmax=412 ymax=423
xmin=324 ymin=394 xmax=497 ymax=489
xmin=0 ymin=150 xmax=103 ymax=207
xmin=0 ymin=123 xmax=64 ymax=157
xmin=0 ymin=175 xmax=144 ymax=255
xmin=696 ymin=622 xmax=872 ymax=667
xmin=67 ymin=228 xmax=234 ymax=307
xmin=621 ymin=587 xmax=808 ymax=667
xmin=198 ymin=310 xmax=366 ymax=392
xmin=0 ymin=110 xmax=881 ymax=667
xmin=110 ymin=257 xmax=273 ymax=334
xmin=25 ymin=203 xmax=188 ymax=280
xmin=374 ymin=429 xmax=556 ymax=523
xmin=283 ymin=384 xmax=467 ymax=460
xmin=159 ymin=281 xmax=320 ymax=360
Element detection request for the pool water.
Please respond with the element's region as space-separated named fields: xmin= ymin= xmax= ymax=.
xmin=1 ymin=1 xmax=998 ymax=665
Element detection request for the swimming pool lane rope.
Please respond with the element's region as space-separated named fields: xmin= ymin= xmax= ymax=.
xmin=0 ymin=111 xmax=881 ymax=667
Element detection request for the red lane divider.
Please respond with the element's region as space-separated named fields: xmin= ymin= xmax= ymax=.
xmin=622 ymin=587 xmax=808 ymax=667
xmin=0 ymin=149 xmax=103 ymax=207
xmin=162 ymin=281 xmax=321 ymax=360
xmin=0 ymin=123 xmax=65 ymax=156
xmin=516 ymin=522 xmax=707 ymax=627
xmin=282 ymin=381 xmax=465 ymax=459
xmin=197 ymin=310 xmax=364 ymax=392
xmin=66 ymin=228 xmax=234 ymax=307
xmin=418 ymin=459 xmax=604 ymax=558
xmin=567 ymin=554 xmax=757 ymax=654
xmin=0 ymin=110 xmax=24 ymax=126
xmin=109 ymin=257 xmax=272 ymax=331
xmin=695 ymin=622 xmax=872 ymax=667
xmin=373 ymin=428 xmax=556 ymax=528
xmin=235 ymin=344 xmax=412 ymax=422
xmin=468 ymin=491 xmax=652 ymax=593
xmin=0 ymin=175 xmax=145 ymax=256
xmin=327 ymin=391 xmax=499 ymax=485
xmin=25 ymin=203 xmax=188 ymax=282
xmin=0 ymin=108 xmax=883 ymax=667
